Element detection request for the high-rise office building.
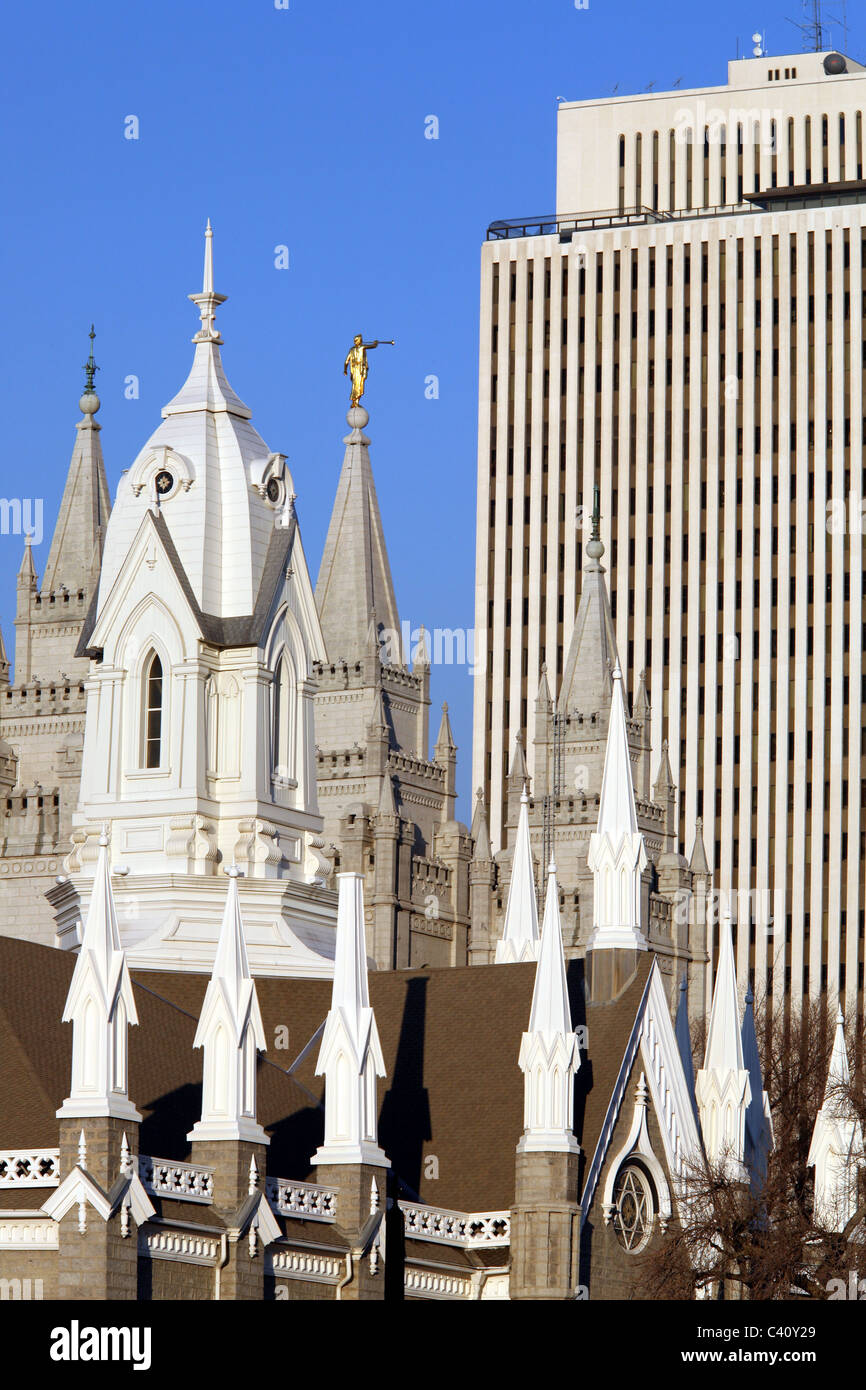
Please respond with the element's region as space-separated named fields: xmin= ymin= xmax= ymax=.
xmin=472 ymin=48 xmax=866 ymax=1013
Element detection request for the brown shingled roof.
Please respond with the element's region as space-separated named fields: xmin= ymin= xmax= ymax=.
xmin=0 ymin=938 xmax=652 ymax=1216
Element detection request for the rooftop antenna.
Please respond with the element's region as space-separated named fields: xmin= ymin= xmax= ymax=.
xmin=787 ymin=0 xmax=825 ymax=51
xmin=645 ymin=80 xmax=656 ymax=92
xmin=825 ymin=0 xmax=849 ymax=52
xmin=672 ymin=76 xmax=683 ymax=88
xmin=612 ymin=82 xmax=619 ymax=95
xmin=752 ymin=30 xmax=766 ymax=57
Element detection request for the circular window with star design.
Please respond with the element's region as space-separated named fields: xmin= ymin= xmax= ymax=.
xmin=265 ymin=476 xmax=284 ymax=506
xmin=611 ymin=1163 xmax=656 ymax=1253
xmin=154 ymin=469 xmax=176 ymax=499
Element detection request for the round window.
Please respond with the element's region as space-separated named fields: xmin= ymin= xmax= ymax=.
xmin=266 ymin=477 xmax=283 ymax=504
xmin=154 ymin=469 xmax=175 ymax=497
xmin=612 ymin=1164 xmax=654 ymax=1253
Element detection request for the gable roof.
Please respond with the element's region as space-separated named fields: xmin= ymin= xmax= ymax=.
xmin=76 ymin=509 xmax=296 ymax=659
xmin=0 ymin=937 xmax=658 ymax=1215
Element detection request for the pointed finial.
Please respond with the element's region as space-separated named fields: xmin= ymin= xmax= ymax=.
xmin=79 ymin=324 xmax=101 ymax=415
xmin=120 ymin=1132 xmax=132 ymax=1175
xmin=248 ymin=1154 xmax=259 ymax=1194
xmin=203 ymin=219 xmax=214 ymax=294
xmin=189 ymin=220 xmax=226 ymax=344
xmin=586 ymin=484 xmax=604 ymax=561
xmin=520 ymin=781 xmax=529 ymax=804
xmin=99 ymin=821 xmax=109 ymax=848
xmin=78 ymin=1129 xmax=87 ymax=1167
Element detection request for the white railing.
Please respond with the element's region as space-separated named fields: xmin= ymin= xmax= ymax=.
xmin=399 ymin=1202 xmax=511 ymax=1247
xmin=265 ymin=1178 xmax=338 ymax=1222
xmin=0 ymin=1151 xmax=60 ymax=1188
xmin=139 ymin=1156 xmax=214 ymax=1204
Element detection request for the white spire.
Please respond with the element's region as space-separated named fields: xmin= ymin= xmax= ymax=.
xmin=695 ymin=907 xmax=751 ymax=1175
xmin=187 ymin=867 xmax=269 ymax=1144
xmin=189 ymin=217 xmax=225 ymax=345
xmin=57 ymin=827 xmax=141 ymax=1122
xmin=517 ymin=862 xmax=580 ymax=1154
xmin=313 ymin=873 xmax=389 ymax=1168
xmin=496 ymin=785 xmax=540 ymax=963
xmin=808 ymin=1008 xmax=863 ymax=1230
xmin=586 ymin=663 xmax=648 ymax=952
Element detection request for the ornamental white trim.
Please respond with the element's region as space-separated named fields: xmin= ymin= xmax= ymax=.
xmin=601 ymin=1072 xmax=672 ymax=1230
xmin=580 ymin=959 xmax=702 ymax=1231
xmin=0 ymin=1219 xmax=59 ymax=1249
xmin=265 ymin=1178 xmax=338 ymax=1222
xmin=266 ymin=1247 xmax=344 ymax=1284
xmin=405 ymin=1267 xmax=473 ymax=1299
xmin=0 ymin=1150 xmax=60 ymax=1188
xmin=139 ymin=1229 xmax=221 ymax=1265
xmin=139 ymin=1156 xmax=214 ymax=1204
xmin=399 ymin=1202 xmax=510 ymax=1248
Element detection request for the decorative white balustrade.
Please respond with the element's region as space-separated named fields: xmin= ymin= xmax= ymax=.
xmin=265 ymin=1178 xmax=338 ymax=1222
xmin=399 ymin=1202 xmax=511 ymax=1248
xmin=0 ymin=1151 xmax=60 ymax=1188
xmin=139 ymin=1156 xmax=214 ymax=1204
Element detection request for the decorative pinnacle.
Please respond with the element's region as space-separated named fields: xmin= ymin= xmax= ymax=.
xmin=99 ymin=822 xmax=109 ymax=848
xmin=79 ymin=324 xmax=101 ymax=415
xmin=83 ymin=325 xmax=99 ymax=393
xmin=189 ymin=219 xmax=226 ymax=345
xmin=591 ymin=484 xmax=600 ymax=541
xmin=586 ymin=483 xmax=604 ymax=561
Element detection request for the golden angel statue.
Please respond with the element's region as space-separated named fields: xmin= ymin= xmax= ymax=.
xmin=344 ymin=335 xmax=395 ymax=407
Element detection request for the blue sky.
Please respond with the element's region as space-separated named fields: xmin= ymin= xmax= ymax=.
xmin=0 ymin=0 xmax=861 ymax=821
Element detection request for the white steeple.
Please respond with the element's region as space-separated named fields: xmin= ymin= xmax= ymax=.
xmin=517 ymin=862 xmax=580 ymax=1154
xmin=313 ymin=873 xmax=389 ymax=1167
xmin=808 ymin=1008 xmax=863 ymax=1231
xmin=695 ymin=907 xmax=751 ymax=1175
xmin=496 ymin=785 xmax=540 ymax=963
xmin=187 ymin=867 xmax=269 ymax=1144
xmin=586 ymin=662 xmax=648 ymax=952
xmin=57 ymin=828 xmax=141 ymax=1122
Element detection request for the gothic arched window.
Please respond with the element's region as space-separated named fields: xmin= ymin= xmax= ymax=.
xmin=612 ymin=1164 xmax=655 ymax=1253
xmin=272 ymin=653 xmax=294 ymax=781
xmin=144 ymin=652 xmax=163 ymax=769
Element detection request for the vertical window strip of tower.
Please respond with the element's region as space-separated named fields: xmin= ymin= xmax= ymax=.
xmin=541 ymin=711 xmax=565 ymax=877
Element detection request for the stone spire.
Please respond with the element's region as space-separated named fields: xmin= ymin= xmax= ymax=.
xmin=42 ymin=327 xmax=112 ymax=597
xmin=808 ymin=1008 xmax=863 ymax=1230
xmin=313 ymin=873 xmax=388 ymax=1167
xmin=558 ymin=491 xmax=619 ymax=715
xmin=741 ymin=986 xmax=773 ymax=1187
xmin=695 ymin=908 xmax=751 ymax=1175
xmin=434 ymin=701 xmax=456 ymax=755
xmin=470 ymin=786 xmax=491 ymax=861
xmin=57 ymin=828 xmax=141 ymax=1122
xmin=654 ymin=740 xmax=678 ymax=848
xmin=496 ymin=786 xmax=540 ymax=963
xmin=315 ymin=404 xmax=401 ymax=666
xmin=689 ymin=817 xmax=710 ymax=875
xmin=187 ymin=867 xmax=269 ymax=1144
xmin=434 ymin=702 xmax=457 ymax=821
xmin=377 ymin=768 xmax=397 ymax=817
xmin=517 ymin=861 xmax=580 ymax=1153
xmin=586 ymin=663 xmax=648 ymax=952
xmin=0 ymin=621 xmax=9 ymax=687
